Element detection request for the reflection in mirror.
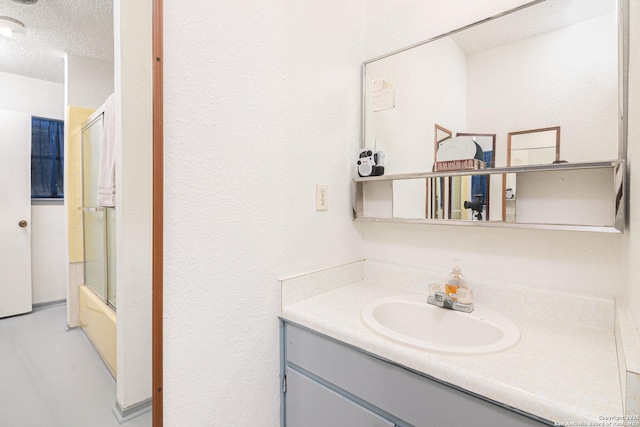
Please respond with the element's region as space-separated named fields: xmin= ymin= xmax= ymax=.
xmin=504 ymin=127 xmax=560 ymax=221
xmin=362 ymin=181 xmax=393 ymax=218
xmin=508 ymin=127 xmax=560 ymax=167
xmin=363 ymin=0 xmax=618 ymax=176
xmin=457 ymin=133 xmax=496 ymax=221
xmin=431 ymin=174 xmax=493 ymax=222
xmin=427 ymin=133 xmax=499 ymax=222
xmin=428 ymin=177 xmax=445 ymax=219
xmin=514 ymin=168 xmax=617 ymax=227
xmin=356 ymin=0 xmax=624 ymax=232
xmin=449 ymin=176 xmax=474 ymax=220
xmin=393 ymin=179 xmax=427 ymax=219
xmin=434 ymin=124 xmax=453 ymax=167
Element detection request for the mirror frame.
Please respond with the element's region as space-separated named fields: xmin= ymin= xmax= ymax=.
xmin=507 ymin=126 xmax=561 ymax=167
xmin=434 ymin=124 xmax=453 ymax=167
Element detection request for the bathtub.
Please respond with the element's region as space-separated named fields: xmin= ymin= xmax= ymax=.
xmin=79 ymin=284 xmax=117 ymax=377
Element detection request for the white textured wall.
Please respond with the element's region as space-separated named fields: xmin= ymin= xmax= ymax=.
xmin=360 ymin=0 xmax=626 ymax=296
xmin=163 ymin=1 xmax=363 ymax=424
xmin=626 ymin=0 xmax=640 ymax=331
xmin=31 ymin=203 xmax=67 ymax=304
xmin=65 ymin=54 xmax=114 ymax=110
xmin=362 ymin=0 xmax=531 ymax=59
xmin=0 ymin=71 xmax=64 ymax=118
xmin=114 ymin=0 xmax=153 ymax=409
xmin=0 ymin=71 xmax=67 ymax=304
xmin=466 ymin=12 xmax=618 ymax=166
xmin=365 ymin=37 xmax=467 ymax=174
xmin=162 ymin=1 xmax=639 ymax=424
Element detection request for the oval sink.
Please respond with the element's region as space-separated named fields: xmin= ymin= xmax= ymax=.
xmin=361 ymin=294 xmax=520 ymax=355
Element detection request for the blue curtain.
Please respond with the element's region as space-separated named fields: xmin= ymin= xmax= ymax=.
xmin=31 ymin=117 xmax=64 ymax=198
xmin=471 ymin=151 xmax=493 ymax=204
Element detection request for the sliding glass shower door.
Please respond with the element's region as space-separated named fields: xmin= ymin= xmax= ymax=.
xmin=81 ymin=114 xmax=116 ymax=308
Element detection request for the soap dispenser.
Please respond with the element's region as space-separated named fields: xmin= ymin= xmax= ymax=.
xmin=444 ymin=262 xmax=467 ymax=301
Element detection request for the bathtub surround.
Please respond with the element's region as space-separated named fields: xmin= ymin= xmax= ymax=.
xmin=66 ymin=106 xmax=96 ymax=327
xmin=64 ymin=52 xmax=115 ymax=328
xmin=163 ymin=0 xmax=640 ymax=425
xmin=79 ymin=285 xmax=117 ymax=377
xmin=64 ymin=39 xmax=116 ymax=324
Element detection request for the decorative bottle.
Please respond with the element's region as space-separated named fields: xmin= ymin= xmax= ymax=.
xmin=444 ymin=262 xmax=467 ymax=301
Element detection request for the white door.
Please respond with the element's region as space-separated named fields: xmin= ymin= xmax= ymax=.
xmin=0 ymin=110 xmax=32 ymax=318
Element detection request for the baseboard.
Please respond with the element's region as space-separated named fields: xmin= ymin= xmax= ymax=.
xmin=33 ymin=299 xmax=66 ymax=311
xmin=112 ymin=398 xmax=152 ymax=423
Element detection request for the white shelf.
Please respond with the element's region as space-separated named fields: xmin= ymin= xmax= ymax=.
xmin=353 ymin=160 xmax=623 ymax=182
xmin=352 ymin=160 xmax=625 ymax=233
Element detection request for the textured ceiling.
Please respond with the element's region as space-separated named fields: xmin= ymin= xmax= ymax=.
xmin=0 ymin=0 xmax=113 ymax=83
xmin=451 ymin=0 xmax=615 ymax=56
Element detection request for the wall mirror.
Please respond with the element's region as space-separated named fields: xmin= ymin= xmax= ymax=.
xmin=362 ymin=0 xmax=620 ymax=176
xmin=355 ymin=0 xmax=626 ymax=232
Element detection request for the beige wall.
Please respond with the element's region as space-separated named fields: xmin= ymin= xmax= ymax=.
xmin=66 ymin=106 xmax=95 ymax=263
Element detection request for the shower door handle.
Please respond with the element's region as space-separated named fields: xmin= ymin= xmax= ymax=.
xmin=18 ymin=220 xmax=28 ymax=228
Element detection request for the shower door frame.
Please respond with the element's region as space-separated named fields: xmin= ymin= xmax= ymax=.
xmin=81 ymin=111 xmax=115 ymax=310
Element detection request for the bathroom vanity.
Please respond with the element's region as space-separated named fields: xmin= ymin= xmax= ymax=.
xmin=279 ymin=260 xmax=624 ymax=427
xmin=282 ymin=322 xmax=548 ymax=426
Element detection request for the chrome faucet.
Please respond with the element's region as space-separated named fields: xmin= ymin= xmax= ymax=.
xmin=427 ymin=290 xmax=474 ymax=313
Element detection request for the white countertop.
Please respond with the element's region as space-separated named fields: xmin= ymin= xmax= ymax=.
xmin=281 ymin=280 xmax=623 ymax=424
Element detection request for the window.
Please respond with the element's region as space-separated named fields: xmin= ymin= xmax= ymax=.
xmin=31 ymin=117 xmax=64 ymax=198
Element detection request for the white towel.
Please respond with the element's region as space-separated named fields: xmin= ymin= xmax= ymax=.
xmin=97 ymin=93 xmax=116 ymax=207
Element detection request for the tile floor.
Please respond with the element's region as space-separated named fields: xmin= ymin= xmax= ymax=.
xmin=0 ymin=304 xmax=151 ymax=427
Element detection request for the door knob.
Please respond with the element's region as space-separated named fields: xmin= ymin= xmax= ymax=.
xmin=18 ymin=220 xmax=28 ymax=228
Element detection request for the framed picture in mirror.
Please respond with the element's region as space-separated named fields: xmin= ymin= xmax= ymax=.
xmin=504 ymin=126 xmax=561 ymax=221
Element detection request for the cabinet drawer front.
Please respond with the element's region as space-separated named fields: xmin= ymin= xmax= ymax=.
xmin=285 ymin=323 xmax=549 ymax=427
xmin=285 ymin=368 xmax=395 ymax=427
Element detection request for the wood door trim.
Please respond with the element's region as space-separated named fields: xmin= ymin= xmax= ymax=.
xmin=152 ymin=0 xmax=164 ymax=425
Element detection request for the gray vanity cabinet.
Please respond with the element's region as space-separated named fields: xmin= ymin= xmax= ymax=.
xmin=285 ymin=368 xmax=395 ymax=427
xmin=281 ymin=321 xmax=551 ymax=427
